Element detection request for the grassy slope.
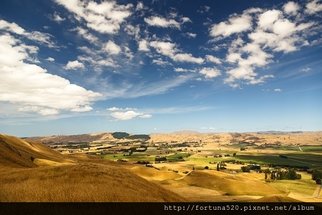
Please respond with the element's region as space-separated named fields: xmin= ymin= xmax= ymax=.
xmin=0 ymin=162 xmax=184 ymax=202
xmin=0 ymin=134 xmax=184 ymax=202
xmin=0 ymin=134 xmax=67 ymax=168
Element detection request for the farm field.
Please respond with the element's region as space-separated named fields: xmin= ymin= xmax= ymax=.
xmin=1 ymin=131 xmax=322 ymax=202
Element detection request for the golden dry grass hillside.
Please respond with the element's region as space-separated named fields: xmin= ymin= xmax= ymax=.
xmin=150 ymin=131 xmax=322 ymax=146
xmin=0 ymin=134 xmax=184 ymax=202
xmin=0 ymin=134 xmax=68 ymax=168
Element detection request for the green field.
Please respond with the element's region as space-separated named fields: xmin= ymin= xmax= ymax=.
xmin=257 ymin=145 xmax=322 ymax=152
xmin=184 ymin=151 xmax=322 ymax=171
xmin=166 ymin=153 xmax=191 ymax=162
xmin=102 ymin=152 xmax=155 ymax=162
xmin=102 ymin=152 xmax=191 ymax=163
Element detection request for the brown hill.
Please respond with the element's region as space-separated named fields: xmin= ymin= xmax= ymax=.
xmin=0 ymin=134 xmax=184 ymax=202
xmin=25 ymin=132 xmax=116 ymax=144
xmin=167 ymin=170 xmax=281 ymax=196
xmin=0 ymin=134 xmax=67 ymax=168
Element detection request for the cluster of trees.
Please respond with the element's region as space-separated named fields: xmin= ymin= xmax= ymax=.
xmin=265 ymin=168 xmax=301 ymax=180
xmin=312 ymin=170 xmax=322 ymax=184
xmin=111 ymin=132 xmax=151 ymax=141
xmin=112 ymin=132 xmax=130 ymax=139
xmin=136 ymin=160 xmax=150 ymax=165
xmin=216 ymin=162 xmax=226 ymax=171
xmin=241 ymin=164 xmax=261 ymax=172
xmin=155 ymin=156 xmax=167 ymax=162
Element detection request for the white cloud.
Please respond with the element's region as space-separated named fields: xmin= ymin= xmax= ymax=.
xmin=305 ymin=0 xmax=322 ymax=14
xmin=103 ymin=40 xmax=121 ymax=55
xmin=210 ymin=13 xmax=252 ymax=37
xmin=149 ymin=40 xmax=204 ymax=64
xmin=181 ymin=17 xmax=192 ymax=23
xmin=199 ymin=67 xmax=221 ymax=78
xmin=52 ymin=12 xmax=65 ymax=23
xmin=174 ymin=68 xmax=195 ymax=73
xmin=274 ymin=88 xmax=282 ymax=92
xmin=18 ymin=106 xmax=60 ymax=116
xmin=139 ymin=114 xmax=152 ymax=118
xmin=136 ymin=2 xmax=144 ymax=11
xmin=283 ymin=1 xmax=300 ymax=15
xmin=108 ymin=107 xmax=129 ymax=111
xmin=55 ymin=0 xmax=132 ymax=34
xmin=0 ymin=20 xmax=26 ymax=35
xmin=74 ymin=27 xmax=99 ymax=43
xmin=152 ymin=58 xmax=171 ymax=66
xmin=46 ymin=57 xmax=55 ymax=62
xmin=125 ymin=24 xmax=140 ymax=38
xmin=198 ymin=5 xmax=211 ymax=14
xmin=206 ymin=55 xmax=221 ymax=64
xmin=301 ymin=67 xmax=311 ymax=72
xmin=107 ymin=107 xmax=152 ymax=120
xmin=77 ymin=46 xmax=117 ymax=70
xmin=258 ymin=10 xmax=281 ymax=30
xmin=144 ymin=16 xmax=180 ymax=29
xmin=138 ymin=39 xmax=149 ymax=52
xmin=0 ymin=19 xmax=56 ymax=48
xmin=124 ymin=46 xmax=133 ymax=60
xmin=212 ymin=3 xmax=317 ymax=87
xmin=225 ymin=66 xmax=273 ymax=86
xmin=149 ymin=40 xmax=176 ymax=57
xmin=186 ymin=32 xmax=197 ymax=38
xmin=64 ymin=60 xmax=85 ymax=70
xmin=173 ymin=53 xmax=204 ymax=64
xmin=272 ymin=19 xmax=296 ymax=37
xmin=0 ymin=33 xmax=101 ymax=116
xmin=110 ymin=110 xmax=140 ymax=120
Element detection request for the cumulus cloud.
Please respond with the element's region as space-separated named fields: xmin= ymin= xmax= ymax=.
xmin=0 ymin=19 xmax=56 ymax=48
xmin=144 ymin=16 xmax=180 ymax=28
xmin=173 ymin=53 xmax=204 ymax=64
xmin=181 ymin=17 xmax=192 ymax=23
xmin=74 ymin=27 xmax=99 ymax=43
xmin=206 ymin=55 xmax=221 ymax=64
xmin=64 ymin=60 xmax=85 ymax=70
xmin=199 ymin=67 xmax=221 ymax=78
xmin=103 ymin=40 xmax=121 ymax=55
xmin=149 ymin=40 xmax=204 ymax=64
xmin=0 ymin=32 xmax=101 ymax=116
xmin=209 ymin=3 xmax=317 ymax=87
xmin=136 ymin=2 xmax=144 ymax=11
xmin=174 ymin=68 xmax=195 ymax=73
xmin=77 ymin=46 xmax=117 ymax=70
xmin=107 ymin=107 xmax=152 ymax=120
xmin=55 ymin=0 xmax=132 ymax=34
xmin=258 ymin=10 xmax=282 ymax=30
xmin=186 ymin=32 xmax=197 ymax=38
xmin=46 ymin=57 xmax=55 ymax=62
xmin=283 ymin=1 xmax=300 ymax=15
xmin=138 ymin=39 xmax=149 ymax=52
xmin=152 ymin=58 xmax=171 ymax=66
xmin=305 ymin=0 xmax=322 ymax=14
xmin=210 ymin=13 xmax=252 ymax=37
xmin=52 ymin=12 xmax=65 ymax=23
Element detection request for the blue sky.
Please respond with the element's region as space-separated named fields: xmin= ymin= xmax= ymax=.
xmin=0 ymin=0 xmax=321 ymax=136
